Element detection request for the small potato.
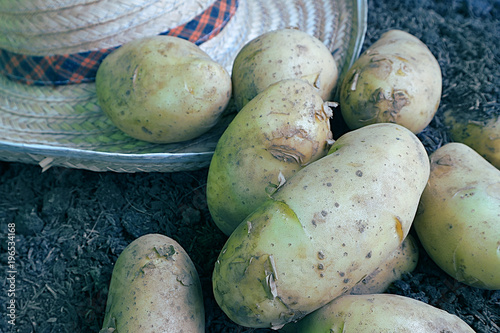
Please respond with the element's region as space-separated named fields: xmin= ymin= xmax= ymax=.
xmin=212 ymin=123 xmax=429 ymax=329
xmin=414 ymin=142 xmax=500 ymax=290
xmin=96 ymin=35 xmax=231 ymax=143
xmin=281 ymin=294 xmax=475 ymax=332
xmin=231 ymin=28 xmax=338 ymax=110
xmin=100 ymin=234 xmax=204 ymax=333
xmin=349 ymin=234 xmax=419 ymax=295
xmin=207 ymin=79 xmax=333 ymax=235
xmin=444 ymin=109 xmax=500 ymax=168
xmin=340 ymin=29 xmax=442 ymax=134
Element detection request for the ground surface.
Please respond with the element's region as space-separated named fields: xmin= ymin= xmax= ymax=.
xmin=1 ymin=0 xmax=499 ymax=332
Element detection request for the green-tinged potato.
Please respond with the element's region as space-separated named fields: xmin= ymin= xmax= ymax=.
xmin=349 ymin=234 xmax=419 ymax=295
xmin=212 ymin=123 xmax=430 ymax=329
xmin=232 ymin=28 xmax=338 ymax=110
xmin=281 ymin=294 xmax=475 ymax=332
xmin=96 ymin=35 xmax=231 ymax=143
xmin=100 ymin=234 xmax=204 ymax=333
xmin=340 ymin=29 xmax=442 ymax=134
xmin=207 ymin=79 xmax=333 ymax=235
xmin=414 ymin=142 xmax=500 ymax=289
xmin=444 ymin=109 xmax=500 ymax=168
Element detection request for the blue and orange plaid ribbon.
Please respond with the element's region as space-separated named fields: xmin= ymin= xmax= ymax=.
xmin=0 ymin=0 xmax=238 ymax=86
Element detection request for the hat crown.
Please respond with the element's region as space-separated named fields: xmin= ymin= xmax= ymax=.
xmin=0 ymin=0 xmax=216 ymax=55
xmin=0 ymin=0 xmax=239 ymax=85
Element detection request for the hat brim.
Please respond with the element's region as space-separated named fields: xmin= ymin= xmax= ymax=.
xmin=0 ymin=0 xmax=367 ymax=172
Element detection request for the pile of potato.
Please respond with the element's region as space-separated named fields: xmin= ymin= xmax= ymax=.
xmin=97 ymin=28 xmax=499 ymax=332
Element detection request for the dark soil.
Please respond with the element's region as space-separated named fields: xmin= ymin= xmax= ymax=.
xmin=1 ymin=0 xmax=499 ymax=332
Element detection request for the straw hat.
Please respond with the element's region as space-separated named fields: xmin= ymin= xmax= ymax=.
xmin=0 ymin=0 xmax=367 ymax=172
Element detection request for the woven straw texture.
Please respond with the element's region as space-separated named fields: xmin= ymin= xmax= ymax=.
xmin=0 ymin=0 xmax=368 ymax=173
xmin=0 ymin=0 xmax=214 ymax=55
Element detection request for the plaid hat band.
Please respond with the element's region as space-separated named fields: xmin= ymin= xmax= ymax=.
xmin=0 ymin=0 xmax=238 ymax=86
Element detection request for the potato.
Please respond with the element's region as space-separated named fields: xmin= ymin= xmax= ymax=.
xmin=100 ymin=234 xmax=204 ymax=332
xmin=349 ymin=234 xmax=419 ymax=295
xmin=231 ymin=28 xmax=338 ymax=110
xmin=207 ymin=79 xmax=333 ymax=235
xmin=212 ymin=123 xmax=430 ymax=329
xmin=340 ymin=29 xmax=442 ymax=134
xmin=444 ymin=109 xmax=500 ymax=168
xmin=96 ymin=35 xmax=231 ymax=143
xmin=414 ymin=142 xmax=500 ymax=290
xmin=281 ymin=294 xmax=475 ymax=332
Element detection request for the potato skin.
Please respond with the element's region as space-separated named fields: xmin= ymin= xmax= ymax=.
xmin=444 ymin=110 xmax=500 ymax=168
xmin=281 ymin=294 xmax=475 ymax=332
xmin=340 ymin=29 xmax=442 ymax=134
xmin=207 ymin=79 xmax=333 ymax=235
xmin=100 ymin=234 xmax=204 ymax=333
xmin=96 ymin=36 xmax=231 ymax=143
xmin=349 ymin=234 xmax=419 ymax=295
xmin=212 ymin=123 xmax=429 ymax=329
xmin=232 ymin=28 xmax=338 ymax=110
xmin=414 ymin=142 xmax=500 ymax=290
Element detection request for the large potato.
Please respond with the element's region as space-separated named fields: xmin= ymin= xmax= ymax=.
xmin=281 ymin=294 xmax=475 ymax=332
xmin=349 ymin=234 xmax=419 ymax=295
xmin=340 ymin=29 xmax=442 ymax=134
xmin=207 ymin=79 xmax=333 ymax=235
xmin=414 ymin=142 xmax=500 ymax=290
xmin=231 ymin=28 xmax=338 ymax=110
xmin=96 ymin=35 xmax=231 ymax=143
xmin=100 ymin=234 xmax=204 ymax=332
xmin=212 ymin=123 xmax=430 ymax=329
xmin=444 ymin=109 xmax=500 ymax=168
